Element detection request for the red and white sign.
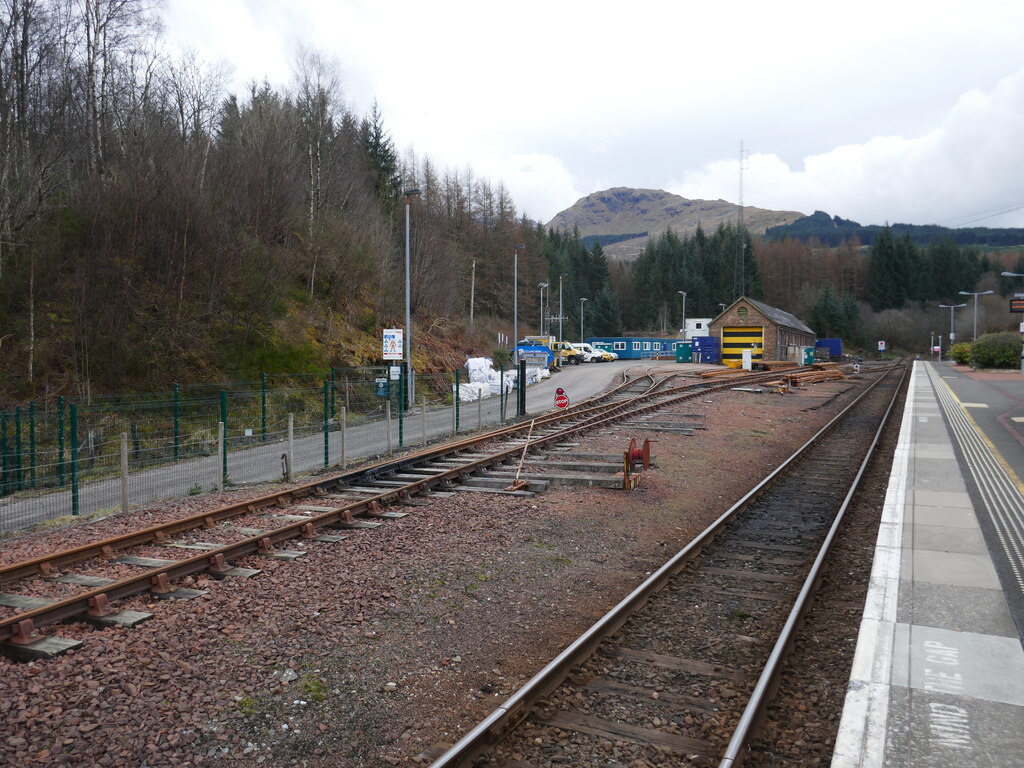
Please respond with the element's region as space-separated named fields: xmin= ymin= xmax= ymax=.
xmin=554 ymin=387 xmax=569 ymax=409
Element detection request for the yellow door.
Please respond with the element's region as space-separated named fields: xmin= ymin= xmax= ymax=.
xmin=722 ymin=326 xmax=764 ymax=368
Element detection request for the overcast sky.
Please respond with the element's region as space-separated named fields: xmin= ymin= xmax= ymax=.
xmin=161 ymin=0 xmax=1024 ymax=229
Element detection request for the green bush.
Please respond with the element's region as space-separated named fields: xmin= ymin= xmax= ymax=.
xmin=949 ymin=342 xmax=972 ymax=365
xmin=491 ymin=348 xmax=512 ymax=368
xmin=971 ymin=332 xmax=1022 ymax=369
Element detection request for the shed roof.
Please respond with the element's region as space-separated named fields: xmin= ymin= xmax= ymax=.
xmin=713 ymin=297 xmax=815 ymax=335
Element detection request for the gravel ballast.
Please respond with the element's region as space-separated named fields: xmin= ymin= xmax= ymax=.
xmin=0 ymin=376 xmax=881 ymax=767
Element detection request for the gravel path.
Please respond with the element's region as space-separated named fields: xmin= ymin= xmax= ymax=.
xmin=0 ymin=377 xmax=870 ymax=767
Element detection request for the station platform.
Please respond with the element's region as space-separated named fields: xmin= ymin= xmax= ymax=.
xmin=832 ymin=361 xmax=1024 ymax=767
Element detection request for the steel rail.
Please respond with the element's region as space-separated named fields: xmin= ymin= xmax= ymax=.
xmin=718 ymin=361 xmax=908 ymax=767
xmin=0 ymin=374 xmax=656 ymax=586
xmin=0 ymin=368 xmax=809 ymax=645
xmin=427 ymin=363 xmax=900 ymax=768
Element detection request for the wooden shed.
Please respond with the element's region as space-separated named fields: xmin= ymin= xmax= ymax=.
xmin=709 ymin=298 xmax=816 ymax=368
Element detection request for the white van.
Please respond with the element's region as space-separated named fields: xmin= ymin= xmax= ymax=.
xmin=576 ymin=342 xmax=613 ymax=362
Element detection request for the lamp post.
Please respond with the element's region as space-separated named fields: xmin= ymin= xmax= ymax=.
xmin=513 ymin=244 xmax=524 ymax=353
xmin=538 ymin=283 xmax=548 ymax=336
xmin=403 ymin=188 xmax=420 ymax=409
xmin=677 ymin=290 xmax=687 ymax=340
xmin=938 ymin=303 xmax=966 ymax=352
xmin=718 ymin=303 xmax=726 ymax=315
xmin=579 ymin=297 xmax=588 ymax=342
xmin=958 ymin=289 xmax=994 ymax=341
xmin=1002 ymin=272 xmax=1024 ymax=375
xmin=558 ymin=275 xmax=565 ymax=358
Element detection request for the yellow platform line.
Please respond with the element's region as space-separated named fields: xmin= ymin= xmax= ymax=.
xmin=936 ymin=376 xmax=1024 ymax=495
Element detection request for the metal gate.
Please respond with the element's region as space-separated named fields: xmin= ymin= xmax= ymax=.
xmin=722 ymin=326 xmax=764 ymax=368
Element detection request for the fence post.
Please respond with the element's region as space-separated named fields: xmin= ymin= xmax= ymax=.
xmin=454 ymin=369 xmax=460 ymax=433
xmin=219 ymin=390 xmax=227 ymax=485
xmin=499 ymin=366 xmax=506 ymax=423
xmin=330 ymin=367 xmax=336 ymax=420
xmin=217 ymin=421 xmax=225 ymax=493
xmin=29 ymin=401 xmax=36 ymax=489
xmin=398 ymin=364 xmax=405 ymax=448
xmin=323 ymin=379 xmax=329 ymax=468
xmin=287 ymin=413 xmax=294 ymax=482
xmin=58 ymin=396 xmax=66 ymax=486
xmin=421 ymin=397 xmax=427 ymax=446
xmin=386 ymin=400 xmax=393 ymax=456
xmin=120 ymin=432 xmax=130 ymax=512
xmin=478 ymin=389 xmax=483 ymax=429
xmin=341 ymin=406 xmax=347 ymax=469
xmin=518 ymin=359 xmax=527 ymax=417
xmin=261 ymin=373 xmax=267 ymax=443
xmin=70 ymin=404 xmax=79 ymax=516
xmin=13 ymin=405 xmax=22 ymax=491
xmin=173 ymin=383 xmax=180 ymax=461
xmin=0 ymin=411 xmax=8 ymax=496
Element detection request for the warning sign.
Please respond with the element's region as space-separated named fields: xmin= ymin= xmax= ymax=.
xmin=554 ymin=387 xmax=569 ymax=409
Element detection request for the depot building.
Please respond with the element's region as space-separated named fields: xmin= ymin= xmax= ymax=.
xmin=709 ymin=298 xmax=816 ymax=368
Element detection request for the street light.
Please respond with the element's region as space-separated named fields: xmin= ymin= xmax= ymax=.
xmin=403 ymin=188 xmax=420 ymax=409
xmin=677 ymin=291 xmax=687 ymax=340
xmin=538 ymin=283 xmax=548 ymax=336
xmin=718 ymin=303 xmax=727 ymax=314
xmin=558 ymin=274 xmax=565 ymax=360
xmin=513 ymin=245 xmax=524 ymax=353
xmin=938 ymin=302 xmax=966 ymax=350
xmin=958 ymin=289 xmax=994 ymax=341
xmin=580 ymin=297 xmax=588 ymax=342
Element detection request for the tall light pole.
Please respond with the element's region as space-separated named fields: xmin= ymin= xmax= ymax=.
xmin=677 ymin=290 xmax=687 ymax=340
xmin=513 ymin=244 xmax=524 ymax=352
xmin=958 ymin=289 xmax=994 ymax=341
xmin=403 ymin=188 xmax=420 ymax=409
xmin=538 ymin=282 xmax=548 ymax=336
xmin=579 ymin=297 xmax=588 ymax=342
xmin=558 ymin=274 xmax=565 ymax=356
xmin=939 ymin=302 xmax=966 ymax=351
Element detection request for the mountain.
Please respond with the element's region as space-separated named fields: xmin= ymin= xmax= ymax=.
xmin=765 ymin=210 xmax=1024 ymax=248
xmin=545 ymin=187 xmax=805 ymax=260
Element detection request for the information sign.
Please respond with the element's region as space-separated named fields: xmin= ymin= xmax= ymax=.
xmin=878 ymin=340 xmax=886 ymax=352
xmin=383 ymin=329 xmax=403 ymax=360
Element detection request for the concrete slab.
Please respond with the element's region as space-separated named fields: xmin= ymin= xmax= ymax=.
xmin=901 ymin=549 xmax=1003 ymax=590
xmin=909 ymin=459 xmax=969 ymax=493
xmin=904 ymin=506 xmax=978 ymax=529
xmin=897 ymin=582 xmax=1019 ymax=638
xmin=891 ymin=624 xmax=1024 ymax=705
xmin=911 ymin=490 xmax=973 ymax=509
xmin=885 ymin=687 xmax=1024 ymax=768
xmin=902 ymin=524 xmax=989 ymax=555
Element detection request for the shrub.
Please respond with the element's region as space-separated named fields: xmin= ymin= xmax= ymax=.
xmin=971 ymin=332 xmax=1022 ymax=369
xmin=491 ymin=348 xmax=512 ymax=368
xmin=949 ymin=342 xmax=972 ymax=365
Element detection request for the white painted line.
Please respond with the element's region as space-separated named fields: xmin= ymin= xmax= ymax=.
xmin=961 ymin=403 xmax=989 ymax=408
xmin=1012 ymin=417 xmax=1024 ymax=423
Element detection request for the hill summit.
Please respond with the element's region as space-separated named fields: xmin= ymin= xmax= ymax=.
xmin=546 ymin=187 xmax=805 ymax=260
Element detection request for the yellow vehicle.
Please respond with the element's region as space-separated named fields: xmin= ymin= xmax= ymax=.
xmin=551 ymin=341 xmax=585 ymax=365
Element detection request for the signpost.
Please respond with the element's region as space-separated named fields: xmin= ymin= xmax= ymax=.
xmin=383 ymin=329 xmax=403 ymax=360
xmin=877 ymin=340 xmax=886 ymax=352
xmin=554 ymin=387 xmax=569 ymax=409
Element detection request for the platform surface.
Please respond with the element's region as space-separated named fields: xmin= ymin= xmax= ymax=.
xmin=833 ymin=361 xmax=1024 ymax=767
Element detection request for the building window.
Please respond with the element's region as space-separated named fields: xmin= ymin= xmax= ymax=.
xmin=613 ymin=342 xmax=626 ymax=350
xmin=643 ymin=342 xmax=651 ymax=350
xmin=632 ymin=342 xmax=641 ymax=350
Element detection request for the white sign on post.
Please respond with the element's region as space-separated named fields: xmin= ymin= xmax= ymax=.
xmin=878 ymin=340 xmax=886 ymax=352
xmin=383 ymin=329 xmax=403 ymax=360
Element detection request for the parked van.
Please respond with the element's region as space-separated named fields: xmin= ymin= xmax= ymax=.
xmin=576 ymin=342 xmax=614 ymax=362
xmin=551 ymin=341 xmax=585 ymax=365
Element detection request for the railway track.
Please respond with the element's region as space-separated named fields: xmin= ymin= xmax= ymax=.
xmin=0 ymin=367 xmax=797 ymax=659
xmin=427 ymin=362 xmax=906 ymax=768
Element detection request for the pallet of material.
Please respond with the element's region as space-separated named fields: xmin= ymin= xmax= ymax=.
xmin=760 ymin=361 xmax=799 ymax=371
xmin=785 ymin=370 xmax=845 ymax=386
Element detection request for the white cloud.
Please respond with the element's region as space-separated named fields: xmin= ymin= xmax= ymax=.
xmin=669 ymin=71 xmax=1024 ymax=228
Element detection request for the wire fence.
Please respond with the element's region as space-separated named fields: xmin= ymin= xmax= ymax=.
xmin=0 ymin=365 xmax=522 ymax=534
